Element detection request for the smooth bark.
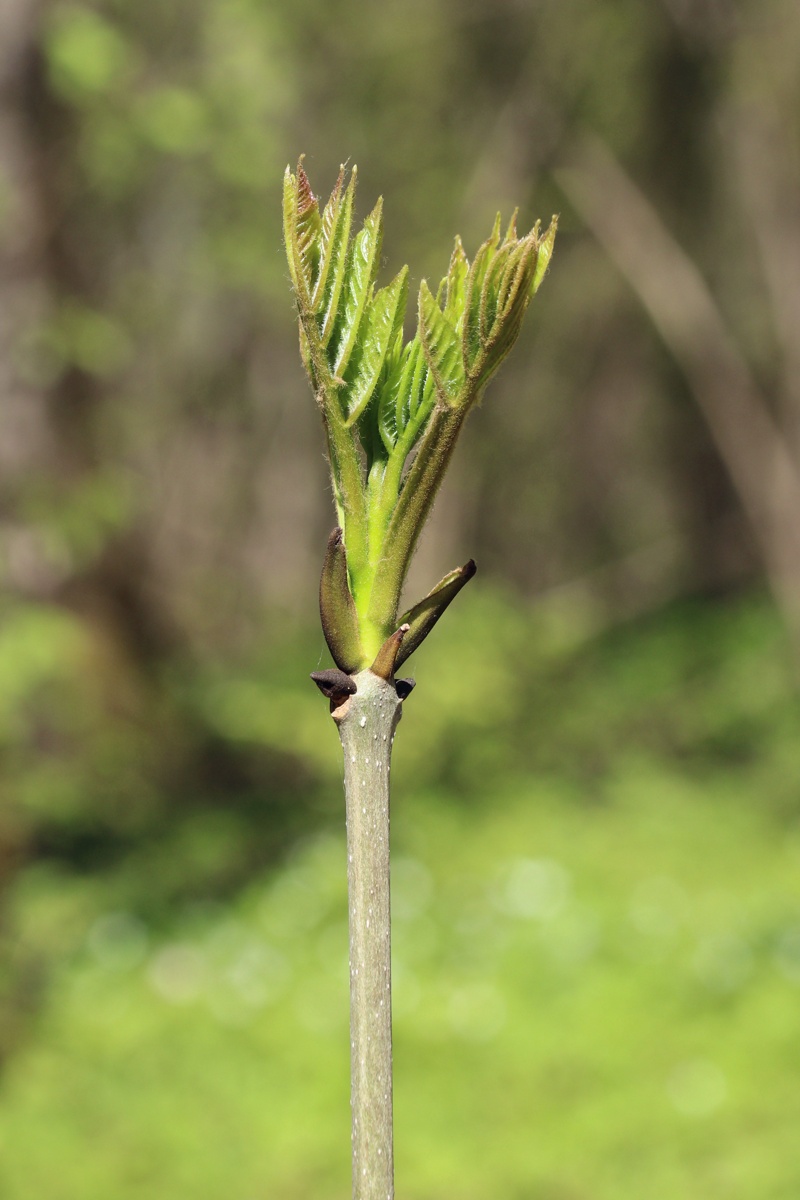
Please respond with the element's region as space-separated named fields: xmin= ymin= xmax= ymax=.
xmin=333 ymin=669 xmax=403 ymax=1200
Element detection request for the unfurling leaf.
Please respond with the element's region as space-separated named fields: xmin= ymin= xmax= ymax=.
xmin=395 ymin=559 xmax=477 ymax=668
xmin=378 ymin=336 xmax=436 ymax=453
xmin=318 ymin=170 xmax=357 ymax=347
xmin=532 ymin=215 xmax=557 ymax=295
xmin=441 ymin=236 xmax=469 ymax=326
xmin=418 ymin=281 xmax=466 ymax=406
xmin=462 ymin=213 xmax=558 ymax=391
xmin=285 ymin=161 xmax=555 ymax=670
xmin=333 ymin=199 xmax=384 ymax=377
xmin=343 ymin=267 xmax=408 ymax=426
xmin=295 ymin=163 xmax=323 ymax=292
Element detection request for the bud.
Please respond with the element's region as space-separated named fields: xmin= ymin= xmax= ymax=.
xmin=421 ymin=212 xmax=559 ymax=405
xmin=284 ymin=162 xmax=556 ymax=677
xmin=395 ymin=560 xmax=477 ymax=669
xmin=319 ymin=528 xmax=365 ymax=674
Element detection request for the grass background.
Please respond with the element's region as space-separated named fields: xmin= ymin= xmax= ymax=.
xmin=3 ymin=588 xmax=800 ymax=1199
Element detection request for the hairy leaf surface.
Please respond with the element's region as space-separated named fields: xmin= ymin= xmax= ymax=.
xmin=343 ymin=267 xmax=408 ymax=427
xmin=282 ymin=168 xmax=305 ymax=303
xmin=318 ymin=170 xmax=356 ymax=348
xmin=285 ymin=160 xmax=557 ymax=653
xmin=295 ymin=164 xmax=322 ymax=293
xmin=308 ymin=167 xmax=343 ymax=313
xmin=442 ymin=236 xmax=469 ymax=328
xmin=333 ymin=199 xmax=384 ymax=377
xmin=377 ymin=337 xmax=434 ymax=453
xmin=419 ymin=281 xmax=465 ymax=406
xmin=532 ymin=216 xmax=558 ymax=294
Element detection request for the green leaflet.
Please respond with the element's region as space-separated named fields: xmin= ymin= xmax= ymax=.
xmin=282 ymin=161 xmax=325 ymax=310
xmin=460 ymin=214 xmax=557 ymax=388
xmin=418 ymin=281 xmax=466 ymax=406
xmin=376 ymin=337 xmax=406 ymax=450
xmin=532 ymin=216 xmax=558 ymax=295
xmin=477 ymin=242 xmax=535 ymax=372
xmin=395 ymin=559 xmax=477 ymax=668
xmin=501 ymin=208 xmax=519 ymax=246
xmin=282 ymin=168 xmax=306 ymax=305
xmin=473 ymin=306 xmax=526 ymax=387
xmin=333 ymin=199 xmax=384 ymax=378
xmin=461 ymin=236 xmax=494 ymax=377
xmin=403 ymin=339 xmax=428 ymax=427
xmin=375 ymin=336 xmax=407 ymax=450
xmin=318 ymin=170 xmax=357 ymax=349
xmin=320 ymin=169 xmax=343 ymax=243
xmin=343 ymin=267 xmax=408 ymax=427
xmin=402 ymin=358 xmax=436 ymax=447
xmin=443 ymin=236 xmax=469 ymax=328
xmin=359 ymin=383 xmax=388 ymax=475
xmin=295 ymin=163 xmax=322 ymax=294
xmin=311 ymin=167 xmax=344 ymax=310
xmin=377 ymin=337 xmax=435 ymax=453
xmin=479 ymin=244 xmax=511 ymax=340
xmin=495 ymin=239 xmax=531 ymax=322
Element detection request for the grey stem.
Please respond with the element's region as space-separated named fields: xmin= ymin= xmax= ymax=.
xmin=333 ymin=668 xmax=403 ymax=1200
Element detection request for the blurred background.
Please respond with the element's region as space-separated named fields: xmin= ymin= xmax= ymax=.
xmin=1 ymin=0 xmax=800 ymax=1196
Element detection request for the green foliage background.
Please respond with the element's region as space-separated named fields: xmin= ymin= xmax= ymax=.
xmin=1 ymin=0 xmax=800 ymax=1195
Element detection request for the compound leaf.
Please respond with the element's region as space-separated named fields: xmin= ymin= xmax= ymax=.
xmin=418 ymin=280 xmax=466 ymax=406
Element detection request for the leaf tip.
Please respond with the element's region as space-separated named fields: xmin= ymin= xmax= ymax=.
xmin=370 ymin=623 xmax=410 ymax=680
xmin=394 ymin=558 xmax=478 ymax=668
xmin=297 ymin=158 xmax=315 ymax=213
xmin=531 ymin=214 xmax=558 ymax=294
xmin=503 ymin=208 xmax=519 ymax=244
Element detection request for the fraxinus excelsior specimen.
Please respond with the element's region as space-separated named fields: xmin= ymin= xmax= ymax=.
xmin=284 ymin=159 xmax=556 ymax=1200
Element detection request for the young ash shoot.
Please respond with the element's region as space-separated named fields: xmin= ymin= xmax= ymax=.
xmin=283 ymin=159 xmax=556 ymax=1200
